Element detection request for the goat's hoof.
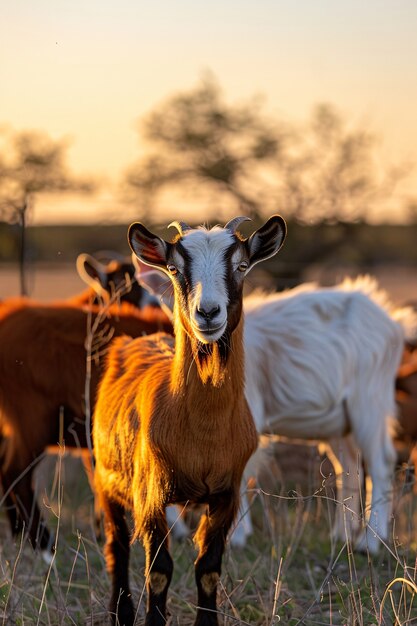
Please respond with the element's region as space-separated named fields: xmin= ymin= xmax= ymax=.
xmin=194 ymin=611 xmax=219 ymax=626
xmin=110 ymin=594 xmax=134 ymax=626
xmin=145 ymin=608 xmax=170 ymax=626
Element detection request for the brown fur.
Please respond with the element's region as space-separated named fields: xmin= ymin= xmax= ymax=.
xmin=93 ymin=300 xmax=257 ymax=626
xmin=396 ymin=350 xmax=417 ymax=439
xmin=93 ymin=306 xmax=257 ymax=626
xmin=94 ymin=317 xmax=257 ymax=543
xmin=0 ymin=295 xmax=171 ymax=550
xmin=395 ymin=349 xmax=417 ymax=484
xmin=93 ymin=215 xmax=286 ymax=626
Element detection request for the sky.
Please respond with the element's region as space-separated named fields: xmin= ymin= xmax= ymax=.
xmin=2 ymin=0 xmax=417 ymax=224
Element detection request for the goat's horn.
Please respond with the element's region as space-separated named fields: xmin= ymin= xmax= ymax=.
xmin=224 ymin=216 xmax=252 ymax=234
xmin=168 ymin=220 xmax=192 ymax=236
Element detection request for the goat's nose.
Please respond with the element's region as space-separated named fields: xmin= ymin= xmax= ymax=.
xmin=197 ymin=304 xmax=220 ymax=321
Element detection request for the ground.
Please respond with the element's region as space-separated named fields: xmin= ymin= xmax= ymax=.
xmin=1 ymin=264 xmax=417 ymax=624
xmin=0 ymin=440 xmax=416 ymax=624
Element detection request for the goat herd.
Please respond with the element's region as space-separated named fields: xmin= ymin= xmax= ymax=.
xmin=1 ymin=215 xmax=417 ymax=626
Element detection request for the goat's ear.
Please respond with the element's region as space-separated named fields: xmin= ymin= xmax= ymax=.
xmin=246 ymin=215 xmax=286 ymax=269
xmin=128 ymin=222 xmax=168 ymax=270
xmin=76 ymin=253 xmax=108 ymax=289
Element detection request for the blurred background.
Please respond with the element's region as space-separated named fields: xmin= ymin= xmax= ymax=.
xmin=1 ymin=0 xmax=417 ymax=302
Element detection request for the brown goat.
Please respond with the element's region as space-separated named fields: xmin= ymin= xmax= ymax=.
xmin=0 ymin=258 xmax=171 ymax=558
xmin=93 ymin=215 xmax=286 ymax=626
xmin=396 ymin=349 xmax=417 ymax=477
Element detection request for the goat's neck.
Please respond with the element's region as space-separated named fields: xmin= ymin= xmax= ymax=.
xmin=171 ymin=313 xmax=245 ymax=395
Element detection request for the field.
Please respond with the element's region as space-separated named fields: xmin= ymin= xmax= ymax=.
xmin=1 ymin=264 xmax=417 ymax=625
xmin=1 ymin=443 xmax=417 ymax=625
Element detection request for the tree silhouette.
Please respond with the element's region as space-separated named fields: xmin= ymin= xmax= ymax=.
xmin=275 ymin=103 xmax=405 ymax=224
xmin=0 ymin=129 xmax=94 ymax=295
xmin=124 ymin=78 xmax=406 ymax=230
xmin=123 ymin=79 xmax=411 ymax=286
xmin=124 ymin=75 xmax=285 ymax=220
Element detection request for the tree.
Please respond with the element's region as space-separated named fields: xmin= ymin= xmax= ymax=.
xmin=124 ymin=78 xmax=406 ymax=229
xmin=275 ymin=103 xmax=405 ymax=224
xmin=0 ymin=128 xmax=94 ymax=295
xmin=123 ymin=78 xmax=412 ymax=286
xmin=124 ymin=74 xmax=286 ymax=220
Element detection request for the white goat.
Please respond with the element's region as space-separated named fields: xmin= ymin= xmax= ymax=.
xmin=235 ymin=276 xmax=417 ymax=554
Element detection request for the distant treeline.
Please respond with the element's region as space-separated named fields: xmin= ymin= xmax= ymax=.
xmin=1 ymin=220 xmax=416 ymax=288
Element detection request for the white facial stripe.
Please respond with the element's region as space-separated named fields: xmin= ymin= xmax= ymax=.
xmin=180 ymin=228 xmax=234 ymax=337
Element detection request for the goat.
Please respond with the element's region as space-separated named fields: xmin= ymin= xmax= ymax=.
xmin=395 ymin=349 xmax=417 ymax=479
xmin=0 ymin=256 xmax=171 ymax=560
xmin=76 ymin=251 xmax=161 ymax=309
xmin=232 ymin=277 xmax=417 ymax=554
xmin=93 ymin=215 xmax=286 ymax=626
xmin=396 ymin=349 xmax=417 ymax=438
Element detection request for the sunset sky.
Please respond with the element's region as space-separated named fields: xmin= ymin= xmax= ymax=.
xmin=2 ymin=0 xmax=417 ymax=223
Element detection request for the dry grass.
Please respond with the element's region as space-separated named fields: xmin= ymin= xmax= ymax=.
xmin=0 ymin=443 xmax=416 ymax=625
xmin=1 ymin=272 xmax=417 ymax=624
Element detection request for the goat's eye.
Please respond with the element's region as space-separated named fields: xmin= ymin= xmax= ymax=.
xmin=167 ymin=264 xmax=178 ymax=275
xmin=237 ymin=261 xmax=249 ymax=273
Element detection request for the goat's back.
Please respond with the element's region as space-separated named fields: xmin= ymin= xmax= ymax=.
xmin=0 ymin=301 xmax=171 ymax=451
xmin=244 ymin=283 xmax=405 ymax=436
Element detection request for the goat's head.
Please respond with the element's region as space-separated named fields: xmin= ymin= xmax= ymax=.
xmin=128 ymin=215 xmax=286 ymax=344
xmin=77 ymin=252 xmax=160 ymax=308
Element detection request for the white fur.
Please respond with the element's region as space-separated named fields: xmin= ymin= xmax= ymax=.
xmin=238 ymin=276 xmax=417 ymax=554
xmin=181 ymin=228 xmax=234 ymax=343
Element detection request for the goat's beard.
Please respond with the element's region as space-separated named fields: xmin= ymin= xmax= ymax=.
xmin=194 ymin=329 xmax=231 ymax=386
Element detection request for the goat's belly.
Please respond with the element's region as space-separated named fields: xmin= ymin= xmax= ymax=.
xmin=168 ymin=465 xmax=237 ymax=504
xmin=170 ymin=479 xmax=231 ymax=505
xmin=262 ymin=404 xmax=348 ymax=440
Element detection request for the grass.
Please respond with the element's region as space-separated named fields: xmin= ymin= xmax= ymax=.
xmin=0 ymin=443 xmax=417 ymax=625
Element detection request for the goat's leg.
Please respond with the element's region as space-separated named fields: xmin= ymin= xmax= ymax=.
xmin=229 ymin=445 xmax=268 ymax=548
xmin=194 ymin=493 xmax=237 ymax=626
xmin=0 ymin=435 xmax=20 ymax=536
xmin=231 ymin=436 xmax=285 ymax=547
xmin=2 ymin=464 xmax=52 ymax=557
xmin=142 ymin=513 xmax=174 ymax=626
xmin=325 ymin=435 xmax=363 ymax=544
xmin=0 ymin=469 xmax=21 ymax=537
xmin=354 ymin=427 xmax=396 ymax=555
xmin=101 ymin=497 xmax=134 ymax=626
xmin=80 ymin=450 xmax=103 ymax=539
xmin=1 ymin=435 xmax=52 ymax=555
xmin=1 ymin=490 xmax=20 ymax=536
xmin=344 ymin=368 xmax=399 ymax=555
xmin=230 ymin=487 xmax=253 ymax=547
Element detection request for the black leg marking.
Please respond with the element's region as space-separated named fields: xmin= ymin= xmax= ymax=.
xmin=143 ymin=515 xmax=174 ymax=626
xmin=194 ymin=494 xmax=237 ymax=626
xmin=102 ymin=500 xmax=134 ymax=626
